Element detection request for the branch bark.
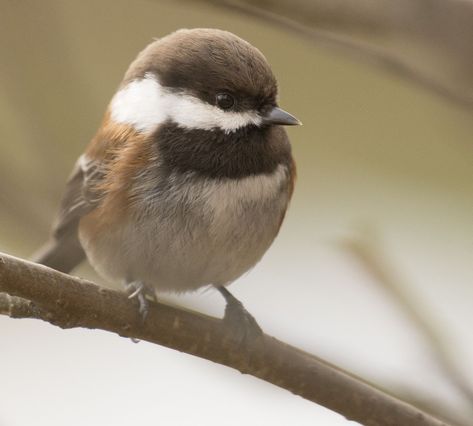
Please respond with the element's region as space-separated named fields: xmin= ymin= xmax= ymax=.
xmin=0 ymin=252 xmax=448 ymax=426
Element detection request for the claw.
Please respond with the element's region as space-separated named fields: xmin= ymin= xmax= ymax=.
xmin=125 ymin=281 xmax=151 ymax=322
xmin=127 ymin=285 xmax=143 ymax=299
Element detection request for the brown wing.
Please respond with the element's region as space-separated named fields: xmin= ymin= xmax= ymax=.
xmin=32 ymin=155 xmax=103 ymax=273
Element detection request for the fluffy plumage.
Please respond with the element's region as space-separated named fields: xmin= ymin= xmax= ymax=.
xmin=34 ymin=28 xmax=297 ymax=302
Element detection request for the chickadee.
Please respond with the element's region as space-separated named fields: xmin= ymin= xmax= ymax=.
xmin=34 ymin=28 xmax=300 ymax=336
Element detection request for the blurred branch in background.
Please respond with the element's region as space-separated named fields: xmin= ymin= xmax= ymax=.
xmin=0 ymin=251 xmax=448 ymax=426
xmin=341 ymin=230 xmax=473 ymax=426
xmin=191 ymin=0 xmax=473 ymax=109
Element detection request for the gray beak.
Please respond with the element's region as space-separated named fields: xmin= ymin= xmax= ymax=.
xmin=263 ymin=107 xmax=302 ymax=126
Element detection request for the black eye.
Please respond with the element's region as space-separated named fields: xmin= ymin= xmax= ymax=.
xmin=216 ymin=93 xmax=235 ymax=110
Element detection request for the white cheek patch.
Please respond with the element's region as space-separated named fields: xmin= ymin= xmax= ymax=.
xmin=110 ymin=77 xmax=167 ymax=133
xmin=110 ymin=73 xmax=262 ymax=133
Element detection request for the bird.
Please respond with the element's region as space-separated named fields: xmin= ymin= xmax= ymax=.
xmin=33 ymin=28 xmax=300 ymax=338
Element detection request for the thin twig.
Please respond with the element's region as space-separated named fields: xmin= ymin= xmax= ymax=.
xmin=191 ymin=0 xmax=473 ymax=109
xmin=0 ymin=251 xmax=448 ymax=426
xmin=341 ymin=233 xmax=473 ymax=418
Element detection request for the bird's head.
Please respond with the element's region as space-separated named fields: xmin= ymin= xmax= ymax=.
xmin=110 ymin=28 xmax=300 ymax=135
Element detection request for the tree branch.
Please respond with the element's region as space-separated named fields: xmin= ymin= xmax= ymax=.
xmin=190 ymin=0 xmax=473 ymax=109
xmin=341 ymin=232 xmax=473 ymax=418
xmin=0 ymin=293 xmax=49 ymax=319
xmin=0 ymin=252 xmax=448 ymax=426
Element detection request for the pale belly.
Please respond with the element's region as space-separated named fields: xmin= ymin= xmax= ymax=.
xmin=79 ymin=165 xmax=291 ymax=292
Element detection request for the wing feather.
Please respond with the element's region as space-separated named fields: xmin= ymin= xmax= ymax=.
xmin=32 ymin=155 xmax=103 ymax=273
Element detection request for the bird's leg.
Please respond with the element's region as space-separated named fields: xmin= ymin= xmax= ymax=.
xmin=124 ymin=280 xmax=156 ymax=321
xmin=217 ymin=286 xmax=263 ymax=343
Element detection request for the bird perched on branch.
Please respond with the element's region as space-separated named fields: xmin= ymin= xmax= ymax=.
xmin=33 ymin=28 xmax=300 ymax=338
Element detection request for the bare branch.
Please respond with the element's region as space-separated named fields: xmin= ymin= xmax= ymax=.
xmin=0 ymin=251 xmax=448 ymax=426
xmin=191 ymin=0 xmax=473 ymax=109
xmin=341 ymin=232 xmax=473 ymax=421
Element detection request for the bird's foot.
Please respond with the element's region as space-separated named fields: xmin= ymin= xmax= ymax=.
xmin=124 ymin=281 xmax=154 ymax=322
xmin=218 ymin=287 xmax=263 ymax=346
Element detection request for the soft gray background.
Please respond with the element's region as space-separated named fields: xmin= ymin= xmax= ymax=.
xmin=1 ymin=1 xmax=472 ymax=425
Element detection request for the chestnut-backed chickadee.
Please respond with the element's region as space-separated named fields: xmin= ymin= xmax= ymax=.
xmin=34 ymin=28 xmax=300 ymax=335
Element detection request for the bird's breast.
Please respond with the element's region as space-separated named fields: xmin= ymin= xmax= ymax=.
xmin=79 ymin=163 xmax=292 ymax=292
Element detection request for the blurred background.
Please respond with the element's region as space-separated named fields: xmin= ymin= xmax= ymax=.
xmin=1 ymin=1 xmax=472 ymax=425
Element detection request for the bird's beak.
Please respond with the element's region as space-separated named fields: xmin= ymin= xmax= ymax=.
xmin=263 ymin=107 xmax=302 ymax=126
